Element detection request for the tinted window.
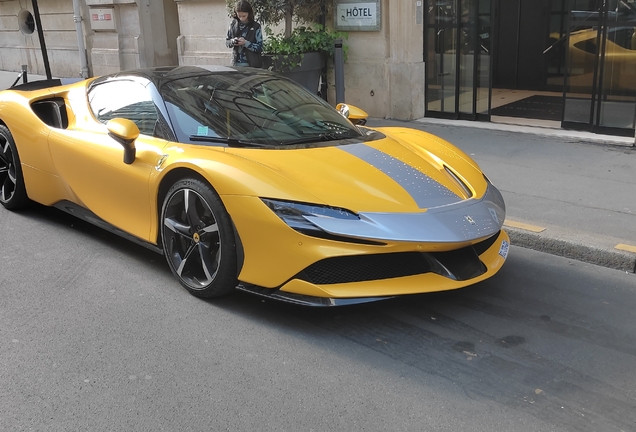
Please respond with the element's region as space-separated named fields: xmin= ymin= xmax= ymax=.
xmin=161 ymin=72 xmax=365 ymax=146
xmin=88 ymin=79 xmax=159 ymax=136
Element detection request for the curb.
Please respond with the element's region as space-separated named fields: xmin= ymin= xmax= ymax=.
xmin=413 ymin=117 xmax=636 ymax=147
xmin=505 ymin=226 xmax=636 ymax=273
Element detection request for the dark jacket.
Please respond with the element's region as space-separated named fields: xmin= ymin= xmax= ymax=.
xmin=226 ymin=19 xmax=263 ymax=68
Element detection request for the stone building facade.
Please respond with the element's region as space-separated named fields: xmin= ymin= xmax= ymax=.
xmin=0 ymin=0 xmax=424 ymax=120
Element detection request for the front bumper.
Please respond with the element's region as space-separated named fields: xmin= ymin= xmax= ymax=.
xmin=235 ymin=230 xmax=510 ymax=305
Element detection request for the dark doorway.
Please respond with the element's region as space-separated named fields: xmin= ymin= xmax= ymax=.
xmin=562 ymin=0 xmax=636 ymax=135
xmin=423 ymin=0 xmax=636 ymax=135
xmin=424 ymin=0 xmax=493 ymax=120
xmin=489 ymin=0 xmax=570 ymax=124
xmin=493 ymin=0 xmax=552 ymax=90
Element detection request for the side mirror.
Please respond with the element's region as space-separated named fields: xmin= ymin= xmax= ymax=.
xmin=107 ymin=118 xmax=139 ymax=165
xmin=336 ymin=103 xmax=368 ymax=126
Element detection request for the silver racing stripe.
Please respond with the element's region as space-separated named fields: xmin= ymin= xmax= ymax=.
xmin=303 ymin=183 xmax=506 ymax=243
xmin=340 ymin=143 xmax=460 ymax=209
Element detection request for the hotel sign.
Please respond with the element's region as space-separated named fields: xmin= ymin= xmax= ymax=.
xmin=335 ymin=1 xmax=381 ymax=31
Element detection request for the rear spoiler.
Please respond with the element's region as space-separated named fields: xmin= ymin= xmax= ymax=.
xmin=9 ymin=78 xmax=85 ymax=91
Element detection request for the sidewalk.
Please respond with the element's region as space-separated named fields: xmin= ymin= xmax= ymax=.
xmin=2 ymin=69 xmax=635 ymax=273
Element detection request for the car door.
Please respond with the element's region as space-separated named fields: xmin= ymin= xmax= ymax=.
xmin=48 ymin=78 xmax=167 ymax=242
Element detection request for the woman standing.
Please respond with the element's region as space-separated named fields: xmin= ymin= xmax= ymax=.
xmin=226 ymin=1 xmax=263 ymax=68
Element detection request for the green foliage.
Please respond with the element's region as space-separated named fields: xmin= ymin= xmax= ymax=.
xmin=226 ymin=1 xmax=347 ymax=71
xmin=252 ymin=0 xmax=324 ymax=28
xmin=263 ymin=25 xmax=347 ymax=57
xmin=226 ymin=0 xmax=327 ymax=31
xmin=262 ymin=26 xmax=348 ymax=71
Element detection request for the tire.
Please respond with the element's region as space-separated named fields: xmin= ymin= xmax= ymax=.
xmin=0 ymin=125 xmax=29 ymax=210
xmin=160 ymin=178 xmax=238 ymax=298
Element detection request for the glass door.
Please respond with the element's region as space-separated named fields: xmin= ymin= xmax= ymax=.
xmin=425 ymin=0 xmax=492 ymax=120
xmin=562 ymin=0 xmax=636 ymax=136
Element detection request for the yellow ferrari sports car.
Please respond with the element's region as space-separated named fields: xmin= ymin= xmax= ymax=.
xmin=0 ymin=66 xmax=509 ymax=306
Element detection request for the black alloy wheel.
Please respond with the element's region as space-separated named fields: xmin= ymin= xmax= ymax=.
xmin=0 ymin=125 xmax=29 ymax=210
xmin=161 ymin=178 xmax=238 ymax=298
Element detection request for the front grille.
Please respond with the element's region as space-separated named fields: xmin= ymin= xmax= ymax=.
xmin=473 ymin=231 xmax=501 ymax=255
xmin=295 ymin=239 xmax=493 ymax=285
xmin=297 ymin=252 xmax=433 ymax=285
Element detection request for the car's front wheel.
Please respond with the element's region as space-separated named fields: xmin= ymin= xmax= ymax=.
xmin=161 ymin=178 xmax=238 ymax=298
xmin=0 ymin=125 xmax=29 ymax=210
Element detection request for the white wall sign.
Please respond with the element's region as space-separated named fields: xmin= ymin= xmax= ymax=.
xmin=89 ymin=7 xmax=116 ymax=31
xmin=335 ymin=1 xmax=381 ymax=31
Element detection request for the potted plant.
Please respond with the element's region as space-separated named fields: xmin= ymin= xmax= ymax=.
xmin=262 ymin=25 xmax=346 ymax=91
xmin=226 ymin=0 xmax=347 ymax=92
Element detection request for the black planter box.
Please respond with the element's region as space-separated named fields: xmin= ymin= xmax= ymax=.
xmin=262 ymin=52 xmax=325 ymax=94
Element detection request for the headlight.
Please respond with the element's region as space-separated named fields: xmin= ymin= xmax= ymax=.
xmin=261 ymin=198 xmax=359 ymax=234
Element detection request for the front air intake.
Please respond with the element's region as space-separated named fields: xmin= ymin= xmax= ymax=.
xmin=294 ymin=233 xmax=500 ymax=285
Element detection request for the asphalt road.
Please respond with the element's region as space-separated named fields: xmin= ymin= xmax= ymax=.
xmin=1 ymin=204 xmax=635 ymax=431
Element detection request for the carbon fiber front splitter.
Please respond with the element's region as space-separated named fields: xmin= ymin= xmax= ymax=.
xmin=235 ymin=283 xmax=393 ymax=307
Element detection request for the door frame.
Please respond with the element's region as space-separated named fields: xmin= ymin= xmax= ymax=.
xmin=424 ymin=0 xmax=493 ymax=121
xmin=561 ymin=1 xmax=636 ymax=137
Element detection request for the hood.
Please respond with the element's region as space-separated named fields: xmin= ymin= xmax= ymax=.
xmin=225 ymin=131 xmax=487 ymax=213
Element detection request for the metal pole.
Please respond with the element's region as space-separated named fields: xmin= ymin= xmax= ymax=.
xmin=318 ymin=3 xmax=328 ymax=100
xmin=11 ymin=66 xmax=27 ymax=87
xmin=72 ymin=0 xmax=90 ymax=78
xmin=31 ymin=0 xmax=52 ymax=79
xmin=334 ymin=39 xmax=345 ymax=104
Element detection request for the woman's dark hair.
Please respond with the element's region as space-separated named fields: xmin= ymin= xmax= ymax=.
xmin=232 ymin=1 xmax=255 ymax=23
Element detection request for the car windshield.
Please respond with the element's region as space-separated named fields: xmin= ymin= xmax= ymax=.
xmin=161 ymin=71 xmax=366 ymax=147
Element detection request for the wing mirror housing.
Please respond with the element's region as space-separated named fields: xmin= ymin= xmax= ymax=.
xmin=336 ymin=103 xmax=368 ymax=126
xmin=107 ymin=118 xmax=139 ymax=165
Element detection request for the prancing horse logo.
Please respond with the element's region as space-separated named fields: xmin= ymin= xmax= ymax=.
xmin=464 ymin=215 xmax=476 ymax=225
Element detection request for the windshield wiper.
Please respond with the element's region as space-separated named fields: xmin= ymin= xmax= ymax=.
xmin=189 ymin=135 xmax=268 ymax=148
xmin=282 ymin=131 xmax=361 ymax=146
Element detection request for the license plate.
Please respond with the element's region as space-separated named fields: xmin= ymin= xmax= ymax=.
xmin=499 ymin=240 xmax=509 ymax=259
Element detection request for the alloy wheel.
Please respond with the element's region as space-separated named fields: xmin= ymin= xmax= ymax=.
xmin=0 ymin=134 xmax=18 ymax=203
xmin=162 ymin=188 xmax=223 ymax=290
xmin=0 ymin=125 xmax=28 ymax=210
